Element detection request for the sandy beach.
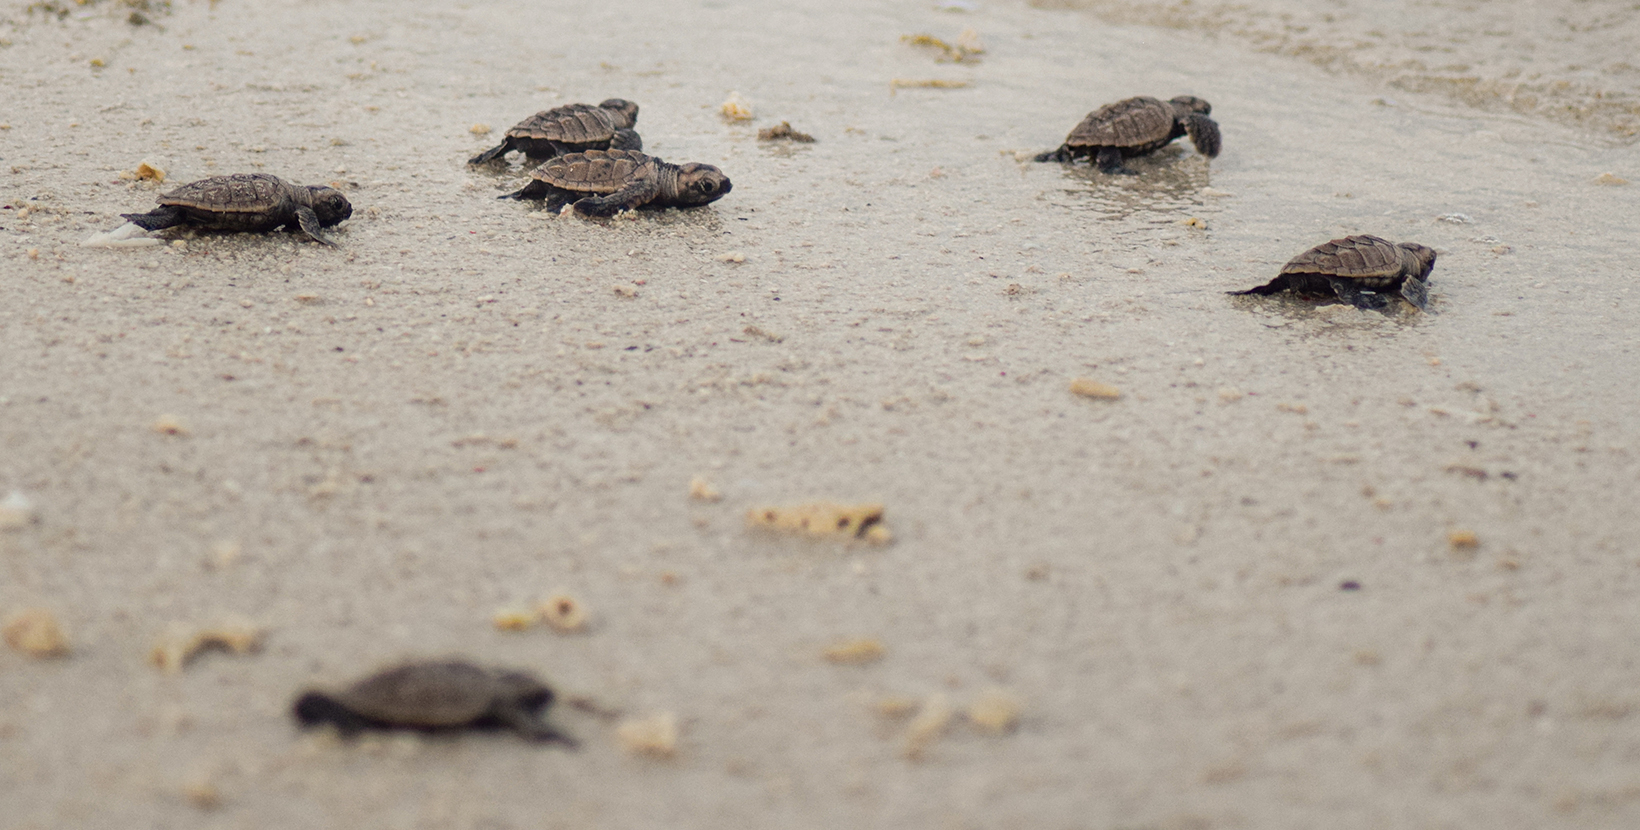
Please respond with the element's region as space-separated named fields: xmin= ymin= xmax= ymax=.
xmin=3 ymin=0 xmax=1640 ymax=827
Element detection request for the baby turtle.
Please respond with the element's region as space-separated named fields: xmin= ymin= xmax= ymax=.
xmin=499 ymin=149 xmax=731 ymax=217
xmin=1035 ymin=95 xmax=1221 ymax=174
xmin=1231 ymin=234 xmax=1436 ymax=312
xmin=121 ymin=173 xmax=351 ymax=245
xmin=469 ymin=99 xmax=642 ymax=164
xmin=293 ymin=659 xmax=577 ymax=746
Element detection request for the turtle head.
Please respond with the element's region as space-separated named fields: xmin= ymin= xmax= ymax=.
xmin=674 ymin=163 xmax=732 ymax=207
xmin=306 ymin=186 xmax=353 ymax=227
xmin=599 ymin=98 xmax=640 ymax=128
xmin=1397 ymin=242 xmax=1438 ymax=280
xmin=1169 ymin=96 xmax=1212 ymax=116
xmin=491 ymin=670 xmax=555 ymax=713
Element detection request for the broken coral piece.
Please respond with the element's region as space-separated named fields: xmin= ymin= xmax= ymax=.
xmin=746 ymin=501 xmax=890 ymax=543
xmin=617 ymin=711 xmax=679 ymax=758
xmin=4 ymin=608 xmax=71 ymax=658
xmin=149 ymin=621 xmax=264 ymax=673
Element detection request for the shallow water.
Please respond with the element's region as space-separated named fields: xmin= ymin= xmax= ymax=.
xmin=3 ymin=1 xmax=1640 ymax=828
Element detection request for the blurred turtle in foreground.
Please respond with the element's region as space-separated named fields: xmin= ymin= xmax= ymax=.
xmin=469 ymin=99 xmax=642 ymax=164
xmin=294 ymin=659 xmax=577 ymax=746
xmin=1231 ymin=235 xmax=1436 ymax=312
xmin=121 ymin=173 xmax=351 ymax=245
xmin=499 ymin=149 xmax=731 ymax=217
xmin=1036 ymin=95 xmax=1221 ymax=174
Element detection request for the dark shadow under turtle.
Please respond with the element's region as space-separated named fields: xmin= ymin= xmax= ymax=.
xmin=1036 ymin=95 xmax=1221 ymax=175
xmin=499 ymin=149 xmax=730 ymax=217
xmin=121 ymin=173 xmax=351 ymax=245
xmin=1231 ymin=234 xmax=1436 ymax=313
xmin=293 ymin=659 xmax=577 ymax=746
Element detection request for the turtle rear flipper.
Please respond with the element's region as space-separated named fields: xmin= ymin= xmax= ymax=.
xmin=1033 ymin=144 xmax=1075 ymax=164
xmin=1328 ymin=278 xmax=1391 ymax=311
xmin=469 ymin=138 xmax=516 ymax=165
xmin=1400 ymin=276 xmax=1431 ymax=312
xmin=572 ymin=178 xmax=661 ymax=217
xmin=1184 ymin=114 xmax=1221 ymax=159
xmin=293 ymin=206 xmax=337 ymax=246
xmin=492 ymin=707 xmax=579 ymax=748
xmin=499 ymin=179 xmax=554 ymax=200
xmin=609 ymin=128 xmax=643 ymax=152
xmin=122 ymin=206 xmax=186 ymax=231
xmin=1228 ymin=275 xmax=1289 ymax=296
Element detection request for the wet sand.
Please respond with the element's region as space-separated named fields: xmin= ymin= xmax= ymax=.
xmin=3 ymin=1 xmax=1640 ymax=828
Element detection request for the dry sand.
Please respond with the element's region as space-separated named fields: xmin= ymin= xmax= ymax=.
xmin=3 ymin=0 xmax=1640 ymax=828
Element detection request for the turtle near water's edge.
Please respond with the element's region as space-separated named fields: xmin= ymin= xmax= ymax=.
xmin=121 ymin=173 xmax=352 ymax=245
xmin=293 ymin=660 xmax=578 ymax=746
xmin=1231 ymin=234 xmax=1436 ymax=313
xmin=499 ymin=149 xmax=731 ymax=217
xmin=1036 ymin=95 xmax=1221 ymax=174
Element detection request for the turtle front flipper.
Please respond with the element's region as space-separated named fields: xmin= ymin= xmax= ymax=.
xmin=494 ymin=707 xmax=579 ymax=748
xmin=121 ymin=205 xmax=186 ymax=231
xmin=571 ymin=178 xmax=661 ymax=217
xmin=1228 ymin=275 xmax=1289 ymax=296
xmin=1184 ymin=115 xmax=1221 ymax=159
xmin=293 ymin=206 xmax=338 ymax=246
xmin=1399 ymin=276 xmax=1431 ymax=312
xmin=1095 ymin=147 xmax=1136 ymax=175
xmin=609 ymin=128 xmax=643 ymax=152
xmin=469 ymin=137 xmax=515 ymax=165
xmin=1328 ymin=277 xmax=1391 ymax=311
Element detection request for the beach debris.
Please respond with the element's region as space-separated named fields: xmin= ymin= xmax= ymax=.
xmin=717 ymin=251 xmax=747 ymax=263
xmin=3 ymin=608 xmax=70 ymax=658
xmin=966 ymin=688 xmax=1022 ymax=734
xmin=1592 ymin=172 xmax=1630 ymax=186
xmin=80 ymin=221 xmax=162 ymax=248
xmin=293 ymin=660 xmax=577 ymax=745
xmin=719 ymin=92 xmax=754 ymax=121
xmin=902 ymin=693 xmax=954 ymax=760
xmin=120 ymin=173 xmax=352 ymax=246
xmin=1036 ymin=96 xmax=1220 ymax=173
xmin=746 ymin=501 xmax=891 ymax=544
xmin=889 ymin=78 xmax=968 ymax=94
xmin=1435 ymin=213 xmax=1473 ymax=224
xmin=0 ymin=491 xmax=39 ymax=531
xmin=875 ymin=695 xmax=921 ymax=718
xmin=492 ymin=609 xmax=536 ymax=631
xmin=1448 ymin=529 xmax=1480 ymax=549
xmin=901 ymin=30 xmax=985 ymax=63
xmin=688 ymin=476 xmax=723 ymax=502
xmin=822 ymin=638 xmax=887 ymax=664
xmin=117 ymin=161 xmax=166 ymax=183
xmin=150 ymin=414 xmax=190 ymax=436
xmin=1230 ymin=235 xmax=1435 ymax=313
xmin=1069 ymin=378 xmax=1121 ymax=400
xmin=468 ymin=99 xmax=641 ymax=164
xmin=468 ymin=123 xmax=491 ymax=135
xmin=149 ymin=621 xmax=264 ymax=672
xmin=617 ymin=711 xmax=679 ymax=758
xmin=181 ymin=779 xmax=222 ymax=811
xmin=499 ymin=149 xmax=731 ymax=216
xmin=756 ymin=121 xmax=815 ymax=142
xmin=536 ymin=593 xmax=588 ymax=632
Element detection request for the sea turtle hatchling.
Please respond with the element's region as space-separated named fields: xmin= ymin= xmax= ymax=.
xmin=499 ymin=149 xmax=731 ymax=217
xmin=120 ymin=173 xmax=351 ymax=245
xmin=293 ymin=659 xmax=578 ymax=746
xmin=1231 ymin=234 xmax=1436 ymax=312
xmin=468 ymin=99 xmax=642 ymax=164
xmin=1035 ymin=95 xmax=1221 ymax=174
